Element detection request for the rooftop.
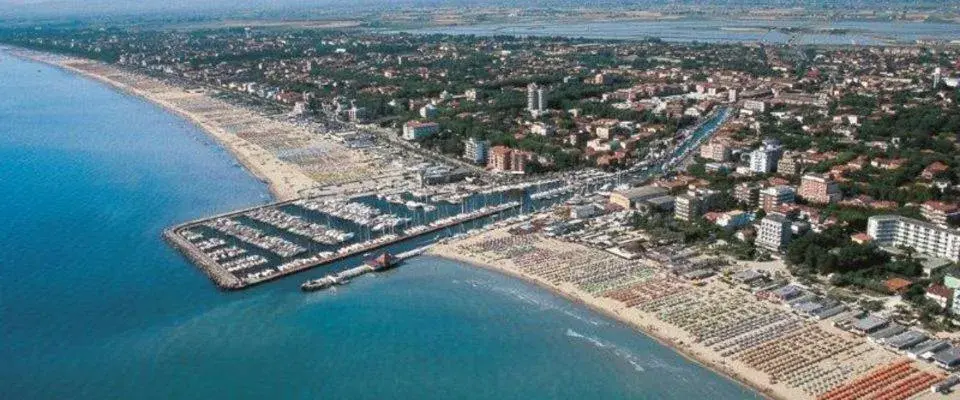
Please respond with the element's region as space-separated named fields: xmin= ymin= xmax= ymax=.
xmin=852 ymin=315 xmax=889 ymax=333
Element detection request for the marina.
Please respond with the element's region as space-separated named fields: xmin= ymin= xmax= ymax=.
xmin=162 ymin=102 xmax=728 ymax=291
xmin=163 ymin=184 xmax=569 ymax=290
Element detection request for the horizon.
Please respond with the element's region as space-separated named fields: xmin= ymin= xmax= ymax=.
xmin=1 ymin=0 xmax=954 ymax=21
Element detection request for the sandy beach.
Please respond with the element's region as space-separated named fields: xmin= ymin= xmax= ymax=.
xmin=6 ymin=48 xmax=390 ymax=201
xmin=7 ymin=46 xmax=951 ymax=400
xmin=431 ymin=229 xmax=949 ymax=400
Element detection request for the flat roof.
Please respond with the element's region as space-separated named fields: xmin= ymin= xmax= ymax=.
xmin=908 ymin=340 xmax=949 ymax=356
xmin=813 ymin=305 xmax=848 ymax=320
xmin=868 ymin=323 xmax=905 ymax=340
xmin=934 ymin=347 xmax=960 ymax=366
xmin=886 ymin=330 xmax=928 ymax=349
xmin=870 ymin=215 xmax=960 ymax=237
xmin=793 ymin=301 xmax=824 ymax=314
xmin=771 ymin=284 xmax=803 ymax=299
xmin=852 ymin=315 xmax=888 ymax=332
xmin=613 ymin=186 xmax=668 ymax=200
xmin=732 ymin=269 xmax=764 ymax=283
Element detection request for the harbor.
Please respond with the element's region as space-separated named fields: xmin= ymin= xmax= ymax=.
xmin=163 ymin=183 xmax=578 ymax=290
xmin=162 ymin=105 xmax=731 ymax=291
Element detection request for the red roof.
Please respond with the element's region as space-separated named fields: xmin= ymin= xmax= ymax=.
xmin=490 ymin=145 xmax=512 ymax=156
xmin=884 ymin=277 xmax=913 ymax=293
xmin=923 ymin=201 xmax=960 ymax=213
xmin=922 ymin=161 xmax=949 ymax=179
xmin=927 ymin=284 xmax=954 ymax=300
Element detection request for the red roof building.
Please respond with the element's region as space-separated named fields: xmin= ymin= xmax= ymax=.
xmin=884 ymin=278 xmax=913 ymax=294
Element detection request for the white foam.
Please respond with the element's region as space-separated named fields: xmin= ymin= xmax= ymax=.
xmin=565 ymin=329 xmax=646 ymax=373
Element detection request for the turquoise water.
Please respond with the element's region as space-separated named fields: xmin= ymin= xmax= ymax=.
xmin=0 ymin=54 xmax=759 ymax=399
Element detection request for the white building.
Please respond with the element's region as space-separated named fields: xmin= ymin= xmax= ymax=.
xmin=867 ymin=215 xmax=960 ymax=262
xmin=419 ymin=104 xmax=438 ymax=119
xmin=757 ymin=213 xmax=792 ymax=252
xmin=402 ymin=121 xmax=439 ymax=141
xmin=463 ymin=137 xmax=489 ymax=164
xmin=749 ymin=140 xmax=782 ymax=174
xmin=527 ymin=83 xmax=547 ymax=116
xmin=743 ymin=99 xmax=766 ymax=113
xmin=570 ymin=204 xmax=599 ymax=219
xmin=715 ymin=210 xmax=752 ymax=230
xmin=530 ymin=122 xmax=555 ymax=136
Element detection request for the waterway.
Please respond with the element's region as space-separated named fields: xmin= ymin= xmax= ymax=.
xmin=391 ymin=18 xmax=960 ymax=45
xmin=0 ymin=53 xmax=759 ymax=399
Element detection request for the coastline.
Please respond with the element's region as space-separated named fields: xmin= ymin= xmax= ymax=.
xmin=4 ymin=47 xmax=315 ymax=202
xmin=6 ymin=47 xmax=943 ymax=400
xmin=429 ymin=244 xmax=780 ymax=400
xmin=427 ymin=228 xmax=946 ymax=400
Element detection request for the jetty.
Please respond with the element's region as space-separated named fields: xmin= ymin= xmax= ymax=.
xmin=300 ymin=246 xmax=429 ymax=291
xmin=163 ymin=194 xmax=521 ymax=291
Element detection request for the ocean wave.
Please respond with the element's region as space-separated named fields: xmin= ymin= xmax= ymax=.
xmin=456 ymin=277 xmax=608 ymax=326
xmin=565 ymin=329 xmax=645 ymax=373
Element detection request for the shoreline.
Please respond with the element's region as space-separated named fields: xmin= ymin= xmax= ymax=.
xmin=4 ymin=47 xmax=314 ymax=202
xmin=429 ymin=247 xmax=780 ymax=400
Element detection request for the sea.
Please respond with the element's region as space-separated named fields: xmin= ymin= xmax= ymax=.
xmin=0 ymin=54 xmax=760 ymax=399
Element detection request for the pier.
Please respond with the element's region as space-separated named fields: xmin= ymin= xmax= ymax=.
xmin=300 ymin=246 xmax=430 ymax=291
xmin=164 ymin=193 xmax=523 ymax=290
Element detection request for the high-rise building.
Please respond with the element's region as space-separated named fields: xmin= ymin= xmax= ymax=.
xmin=759 ymin=185 xmax=796 ymax=211
xmin=537 ymin=87 xmax=547 ymax=112
xmin=674 ymin=189 xmax=718 ymax=222
xmin=463 ymin=137 xmax=490 ymax=165
xmin=527 ymin=83 xmax=538 ymax=114
xmin=777 ymin=152 xmax=803 ymax=176
xmin=867 ymin=215 xmax=960 ymax=262
xmin=734 ymin=182 xmax=761 ymax=207
xmin=749 ymin=139 xmax=782 ymax=174
xmin=510 ymin=150 xmax=528 ymax=174
xmin=488 ymin=146 xmax=513 ymax=172
xmin=757 ymin=213 xmax=792 ymax=252
xmin=934 ymin=67 xmax=942 ymax=90
xmin=798 ymin=174 xmax=841 ymax=204
xmin=527 ymin=83 xmax=547 ymax=116
xmin=675 ymin=194 xmax=702 ymax=222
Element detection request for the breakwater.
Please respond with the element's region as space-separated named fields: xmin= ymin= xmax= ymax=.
xmin=164 ymin=196 xmax=521 ymax=290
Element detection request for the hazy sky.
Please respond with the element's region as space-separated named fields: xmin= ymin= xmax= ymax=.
xmin=0 ymin=0 xmax=927 ymax=20
xmin=0 ymin=0 xmax=400 ymax=18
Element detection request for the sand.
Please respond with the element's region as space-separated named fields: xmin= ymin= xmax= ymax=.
xmin=9 ymin=49 xmax=329 ymax=201
xmin=430 ymin=229 xmax=950 ymax=400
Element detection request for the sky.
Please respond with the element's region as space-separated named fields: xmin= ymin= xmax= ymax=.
xmin=0 ymin=0 xmax=932 ymax=20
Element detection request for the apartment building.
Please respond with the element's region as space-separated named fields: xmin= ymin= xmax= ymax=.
xmin=798 ymin=174 xmax=841 ymax=204
xmin=867 ymin=215 xmax=960 ymax=262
